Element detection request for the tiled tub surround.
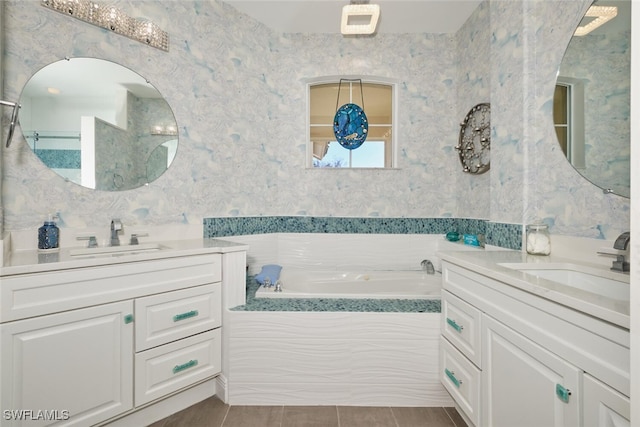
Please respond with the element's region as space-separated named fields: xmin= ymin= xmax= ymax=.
xmin=240 ymin=275 xmax=442 ymax=313
xmin=221 ymin=233 xmax=488 ymax=406
xmin=204 ymin=216 xmax=523 ymax=251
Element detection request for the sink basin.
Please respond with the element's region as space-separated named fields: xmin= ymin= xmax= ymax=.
xmin=69 ymin=242 xmax=167 ymax=258
xmin=499 ymin=262 xmax=629 ymax=301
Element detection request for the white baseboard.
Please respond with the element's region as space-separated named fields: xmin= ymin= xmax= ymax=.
xmin=215 ymin=374 xmax=228 ymax=404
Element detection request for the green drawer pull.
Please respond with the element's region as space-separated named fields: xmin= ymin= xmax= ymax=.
xmin=173 ymin=359 xmax=198 ymax=374
xmin=446 ymin=318 xmax=463 ymax=333
xmin=445 ymin=368 xmax=461 ymax=388
xmin=556 ymin=384 xmax=571 ymax=403
xmin=124 ymin=314 xmax=134 ymax=324
xmin=173 ymin=310 xmax=199 ymax=322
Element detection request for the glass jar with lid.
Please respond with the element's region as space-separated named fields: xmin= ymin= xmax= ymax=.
xmin=526 ymin=223 xmax=551 ymax=255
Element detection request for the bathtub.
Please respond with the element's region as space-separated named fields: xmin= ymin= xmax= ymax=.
xmin=255 ymin=268 xmax=442 ymax=299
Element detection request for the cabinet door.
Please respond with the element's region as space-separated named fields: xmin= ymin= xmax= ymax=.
xmin=482 ymin=315 xmax=581 ymax=427
xmin=1 ymin=301 xmax=133 ymax=427
xmin=583 ymin=374 xmax=630 ymax=427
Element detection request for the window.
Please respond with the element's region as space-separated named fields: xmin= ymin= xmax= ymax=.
xmin=554 ymin=77 xmax=585 ymax=169
xmin=308 ymin=78 xmax=395 ymax=168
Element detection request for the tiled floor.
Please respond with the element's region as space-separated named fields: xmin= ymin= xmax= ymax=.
xmin=148 ymin=397 xmax=467 ymax=427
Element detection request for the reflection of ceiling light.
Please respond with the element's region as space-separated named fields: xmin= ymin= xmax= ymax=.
xmin=574 ymin=5 xmax=617 ymax=36
xmin=47 ymin=87 xmax=61 ymax=95
xmin=151 ymin=125 xmax=178 ymax=136
xmin=341 ymin=3 xmax=380 ymax=35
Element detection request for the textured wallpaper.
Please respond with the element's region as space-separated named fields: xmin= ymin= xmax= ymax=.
xmin=490 ymin=0 xmax=629 ymax=238
xmin=455 ymin=0 xmax=491 ymax=220
xmin=0 ymin=0 xmax=630 ymax=240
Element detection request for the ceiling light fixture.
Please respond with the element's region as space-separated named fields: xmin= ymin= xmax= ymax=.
xmin=341 ymin=2 xmax=380 ymax=35
xmin=574 ymin=5 xmax=617 ymax=36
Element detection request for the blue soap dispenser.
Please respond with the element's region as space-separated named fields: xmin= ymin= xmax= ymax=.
xmin=38 ymin=214 xmax=59 ymax=250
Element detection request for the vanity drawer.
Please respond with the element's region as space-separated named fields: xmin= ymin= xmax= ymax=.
xmin=135 ymin=283 xmax=221 ymax=351
xmin=1 ymin=253 xmax=221 ymax=322
xmin=440 ymin=336 xmax=481 ymax=427
xmin=442 ymin=290 xmax=482 ymax=367
xmin=135 ymin=329 xmax=221 ymax=406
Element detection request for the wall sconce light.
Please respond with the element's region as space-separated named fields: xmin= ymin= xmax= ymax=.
xmin=341 ymin=2 xmax=380 ymax=35
xmin=41 ymin=0 xmax=169 ymax=51
xmin=574 ymin=5 xmax=617 ymax=36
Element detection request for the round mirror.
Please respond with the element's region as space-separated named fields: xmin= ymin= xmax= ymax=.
xmin=19 ymin=57 xmax=178 ymax=191
xmin=553 ymin=0 xmax=630 ymax=198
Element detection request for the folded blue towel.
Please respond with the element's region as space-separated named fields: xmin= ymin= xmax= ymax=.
xmin=255 ymin=264 xmax=282 ymax=285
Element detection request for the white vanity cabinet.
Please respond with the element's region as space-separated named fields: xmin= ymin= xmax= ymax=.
xmin=0 ymin=246 xmax=243 ymax=427
xmin=482 ymin=314 xmax=581 ymax=427
xmin=1 ymin=301 xmax=134 ymax=427
xmin=440 ymin=259 xmax=630 ymax=427
xmin=583 ymin=374 xmax=630 ymax=427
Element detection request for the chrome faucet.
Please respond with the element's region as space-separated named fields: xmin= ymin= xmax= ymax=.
xmin=421 ymin=259 xmax=435 ymax=275
xmin=110 ymin=219 xmax=122 ymax=246
xmin=611 ymin=232 xmax=630 ymax=272
xmin=599 ymin=232 xmax=630 ymax=272
xmin=613 ymin=231 xmax=630 ymax=251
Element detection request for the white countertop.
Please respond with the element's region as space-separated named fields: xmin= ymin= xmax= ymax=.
xmin=0 ymin=238 xmax=249 ymax=276
xmin=438 ymin=250 xmax=630 ymax=329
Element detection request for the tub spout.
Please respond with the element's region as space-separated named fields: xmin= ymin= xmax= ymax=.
xmin=421 ymin=259 xmax=435 ymax=274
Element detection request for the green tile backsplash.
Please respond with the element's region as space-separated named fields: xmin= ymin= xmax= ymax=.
xmin=203 ymin=216 xmax=522 ymax=250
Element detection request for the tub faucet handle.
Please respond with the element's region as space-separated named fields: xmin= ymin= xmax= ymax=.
xmin=275 ymin=280 xmax=283 ymax=292
xmin=421 ymin=259 xmax=435 ymax=274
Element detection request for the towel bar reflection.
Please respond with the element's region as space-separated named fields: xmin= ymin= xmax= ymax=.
xmin=1 ymin=100 xmax=21 ymax=148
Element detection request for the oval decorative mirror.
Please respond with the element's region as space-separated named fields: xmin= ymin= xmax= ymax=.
xmin=19 ymin=57 xmax=178 ymax=191
xmin=553 ymin=0 xmax=630 ymax=198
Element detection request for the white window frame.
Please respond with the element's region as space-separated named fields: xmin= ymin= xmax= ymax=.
xmin=556 ymin=76 xmax=586 ymax=170
xmin=305 ymin=75 xmax=398 ymax=169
